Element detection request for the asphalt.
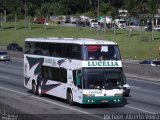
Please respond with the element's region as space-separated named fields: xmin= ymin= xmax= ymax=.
xmin=0 ymin=61 xmax=160 ymax=120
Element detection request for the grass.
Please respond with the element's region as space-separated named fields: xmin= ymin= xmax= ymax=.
xmin=0 ymin=22 xmax=160 ymax=60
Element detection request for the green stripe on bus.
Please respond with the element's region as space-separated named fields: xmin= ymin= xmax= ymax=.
xmin=83 ymin=96 xmax=123 ymax=104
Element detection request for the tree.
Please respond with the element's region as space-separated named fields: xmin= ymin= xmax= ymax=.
xmin=125 ymin=0 xmax=137 ymax=38
xmin=135 ymin=0 xmax=147 ymax=40
xmin=99 ymin=1 xmax=111 ymax=15
xmin=147 ymin=0 xmax=159 ymax=41
xmin=107 ymin=7 xmax=118 ymax=35
xmin=13 ymin=0 xmax=19 ymax=30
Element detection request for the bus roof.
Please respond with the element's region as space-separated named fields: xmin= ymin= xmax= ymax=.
xmin=25 ymin=37 xmax=117 ymax=45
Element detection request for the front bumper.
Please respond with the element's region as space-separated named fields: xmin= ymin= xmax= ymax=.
xmin=83 ymin=96 xmax=123 ymax=104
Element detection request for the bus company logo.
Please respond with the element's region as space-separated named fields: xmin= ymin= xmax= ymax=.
xmin=45 ymin=58 xmax=56 ymax=66
xmin=57 ymin=59 xmax=67 ymax=66
xmin=89 ymin=91 xmax=102 ymax=94
xmin=88 ymin=61 xmax=119 ymax=67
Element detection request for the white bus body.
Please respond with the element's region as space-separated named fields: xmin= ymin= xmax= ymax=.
xmin=24 ymin=38 xmax=125 ymax=105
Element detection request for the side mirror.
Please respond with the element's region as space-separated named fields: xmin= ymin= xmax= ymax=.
xmin=76 ymin=74 xmax=81 ymax=86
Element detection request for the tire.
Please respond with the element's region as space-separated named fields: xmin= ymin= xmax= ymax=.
xmin=37 ymin=82 xmax=43 ymax=97
xmin=67 ymin=90 xmax=74 ymax=105
xmin=32 ymin=82 xmax=37 ymax=95
xmin=125 ymin=94 xmax=130 ymax=97
xmin=123 ymin=94 xmax=129 ymax=97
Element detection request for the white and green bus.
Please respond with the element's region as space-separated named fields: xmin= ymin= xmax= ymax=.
xmin=24 ymin=37 xmax=126 ymax=105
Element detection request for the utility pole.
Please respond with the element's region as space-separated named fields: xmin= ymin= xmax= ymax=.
xmin=85 ymin=0 xmax=87 ymax=28
xmin=25 ymin=0 xmax=27 ymax=30
xmin=96 ymin=0 xmax=100 ymax=39
xmin=4 ymin=0 xmax=6 ymax=22
xmin=1 ymin=13 xmax=3 ymax=30
xmin=54 ymin=0 xmax=55 ymax=15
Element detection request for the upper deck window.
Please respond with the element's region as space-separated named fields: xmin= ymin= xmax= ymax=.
xmin=25 ymin=41 xmax=82 ymax=59
xmin=82 ymin=45 xmax=121 ymax=60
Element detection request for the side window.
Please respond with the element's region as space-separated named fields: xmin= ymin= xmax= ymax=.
xmin=48 ymin=43 xmax=56 ymax=56
xmin=41 ymin=43 xmax=49 ymax=56
xmin=72 ymin=69 xmax=82 ymax=88
xmin=71 ymin=44 xmax=81 ymax=59
xmin=42 ymin=66 xmax=67 ymax=83
xmin=33 ymin=42 xmax=43 ymax=55
xmin=77 ymin=70 xmax=82 ymax=89
xmin=42 ymin=66 xmax=48 ymax=79
xmin=73 ymin=70 xmax=76 ymax=85
xmin=25 ymin=42 xmax=35 ymax=54
xmin=62 ymin=44 xmax=71 ymax=58
xmin=25 ymin=42 xmax=31 ymax=54
xmin=56 ymin=44 xmax=62 ymax=57
xmin=60 ymin=68 xmax=67 ymax=83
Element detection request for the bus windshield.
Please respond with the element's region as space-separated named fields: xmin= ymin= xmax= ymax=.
xmin=83 ymin=68 xmax=122 ymax=89
xmin=82 ymin=45 xmax=121 ymax=60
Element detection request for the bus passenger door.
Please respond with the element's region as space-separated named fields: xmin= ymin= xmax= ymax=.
xmin=72 ymin=69 xmax=83 ymax=103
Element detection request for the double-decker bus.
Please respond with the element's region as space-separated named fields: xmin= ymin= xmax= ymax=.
xmin=24 ymin=37 xmax=126 ymax=105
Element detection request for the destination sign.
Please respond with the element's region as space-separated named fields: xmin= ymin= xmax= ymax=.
xmin=82 ymin=61 xmax=122 ymax=67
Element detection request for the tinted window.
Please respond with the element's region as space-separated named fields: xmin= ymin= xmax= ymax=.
xmin=48 ymin=43 xmax=56 ymax=56
xmin=42 ymin=66 xmax=67 ymax=83
xmin=83 ymin=68 xmax=122 ymax=89
xmin=25 ymin=42 xmax=82 ymax=59
xmin=71 ymin=44 xmax=81 ymax=59
xmin=83 ymin=45 xmax=121 ymax=60
xmin=73 ymin=70 xmax=82 ymax=88
xmin=41 ymin=43 xmax=49 ymax=56
xmin=0 ymin=52 xmax=7 ymax=55
xmin=25 ymin=42 xmax=35 ymax=54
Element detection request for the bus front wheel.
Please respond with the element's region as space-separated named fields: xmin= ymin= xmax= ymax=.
xmin=67 ymin=90 xmax=74 ymax=105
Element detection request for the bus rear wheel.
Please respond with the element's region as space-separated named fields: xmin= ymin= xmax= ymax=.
xmin=32 ymin=82 xmax=37 ymax=95
xmin=67 ymin=90 xmax=74 ymax=105
xmin=37 ymin=82 xmax=43 ymax=97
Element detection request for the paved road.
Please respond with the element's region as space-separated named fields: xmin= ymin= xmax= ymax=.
xmin=0 ymin=61 xmax=160 ymax=120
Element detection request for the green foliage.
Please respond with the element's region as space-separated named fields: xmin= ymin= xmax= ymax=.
xmin=99 ymin=2 xmax=111 ymax=15
xmin=0 ymin=0 xmax=159 ymax=21
xmin=1 ymin=22 xmax=160 ymax=60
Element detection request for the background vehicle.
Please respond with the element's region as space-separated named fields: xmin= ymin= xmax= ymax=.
xmin=7 ymin=43 xmax=23 ymax=52
xmin=70 ymin=16 xmax=78 ymax=24
xmin=24 ymin=38 xmax=126 ymax=105
xmin=32 ymin=17 xmax=46 ymax=24
xmin=123 ymin=84 xmax=130 ymax=97
xmin=139 ymin=60 xmax=159 ymax=66
xmin=0 ymin=51 xmax=10 ymax=61
xmin=89 ymin=19 xmax=98 ymax=28
xmin=115 ymin=19 xmax=126 ymax=29
xmin=154 ymin=26 xmax=160 ymax=32
xmin=153 ymin=61 xmax=160 ymax=66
